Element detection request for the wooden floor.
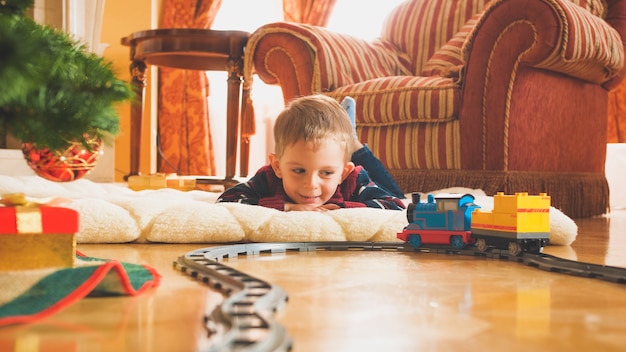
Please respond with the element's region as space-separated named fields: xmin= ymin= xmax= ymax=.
xmin=1 ymin=210 xmax=625 ymax=351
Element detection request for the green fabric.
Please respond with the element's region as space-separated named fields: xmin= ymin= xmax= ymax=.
xmin=0 ymin=254 xmax=159 ymax=326
xmin=0 ymin=266 xmax=99 ymax=318
xmin=78 ymin=255 xmax=157 ymax=293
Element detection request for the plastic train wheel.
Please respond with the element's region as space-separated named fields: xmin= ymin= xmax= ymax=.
xmin=408 ymin=234 xmax=422 ymax=248
xmin=508 ymin=241 xmax=522 ymax=256
xmin=525 ymin=240 xmax=543 ymax=254
xmin=476 ymin=238 xmax=488 ymax=252
xmin=450 ymin=235 xmax=465 ymax=249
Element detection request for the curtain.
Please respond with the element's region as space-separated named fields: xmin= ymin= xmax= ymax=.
xmin=608 ymin=84 xmax=626 ymax=143
xmin=158 ymin=0 xmax=223 ymax=175
xmin=282 ymin=0 xmax=337 ymax=26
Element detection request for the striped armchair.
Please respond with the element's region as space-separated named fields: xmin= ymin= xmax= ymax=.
xmin=244 ymin=0 xmax=626 ymax=218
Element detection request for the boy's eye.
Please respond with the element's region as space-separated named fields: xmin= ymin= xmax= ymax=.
xmin=320 ymin=170 xmax=334 ymax=177
xmin=291 ymin=168 xmax=305 ymax=174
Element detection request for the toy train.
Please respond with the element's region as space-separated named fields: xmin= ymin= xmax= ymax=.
xmin=397 ymin=192 xmax=550 ymax=256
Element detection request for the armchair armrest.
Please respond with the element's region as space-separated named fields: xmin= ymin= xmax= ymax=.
xmin=463 ymin=0 xmax=623 ymax=85
xmin=459 ymin=0 xmax=623 ymax=172
xmin=244 ymin=22 xmax=408 ymax=102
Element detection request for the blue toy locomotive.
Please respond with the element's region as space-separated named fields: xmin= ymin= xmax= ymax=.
xmin=397 ymin=192 xmax=551 ymax=255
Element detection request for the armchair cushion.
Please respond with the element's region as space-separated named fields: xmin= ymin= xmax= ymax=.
xmin=421 ymin=15 xmax=480 ymax=78
xmin=332 ymin=76 xmax=460 ymax=124
xmin=330 ymin=76 xmax=462 ymax=170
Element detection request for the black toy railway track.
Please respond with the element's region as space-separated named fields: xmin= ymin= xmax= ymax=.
xmin=174 ymin=242 xmax=626 ymax=351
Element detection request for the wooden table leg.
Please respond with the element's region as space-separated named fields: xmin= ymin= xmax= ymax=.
xmin=240 ymin=136 xmax=250 ymax=177
xmin=225 ymin=56 xmax=244 ymax=180
xmin=226 ymin=51 xmax=249 ymax=179
xmin=125 ymin=60 xmax=147 ymax=181
xmin=239 ymin=86 xmax=253 ymax=178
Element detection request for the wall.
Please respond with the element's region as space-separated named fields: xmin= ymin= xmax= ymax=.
xmin=101 ymin=0 xmax=159 ymax=181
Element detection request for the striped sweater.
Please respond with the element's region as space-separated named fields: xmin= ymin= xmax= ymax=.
xmin=217 ymin=164 xmax=405 ymax=211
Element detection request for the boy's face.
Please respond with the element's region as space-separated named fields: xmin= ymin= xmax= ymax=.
xmin=269 ymin=139 xmax=354 ymax=207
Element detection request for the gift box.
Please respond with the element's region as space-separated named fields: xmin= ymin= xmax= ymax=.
xmin=0 ymin=205 xmax=79 ymax=271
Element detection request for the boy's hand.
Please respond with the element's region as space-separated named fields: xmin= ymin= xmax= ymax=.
xmin=285 ymin=203 xmax=340 ymax=212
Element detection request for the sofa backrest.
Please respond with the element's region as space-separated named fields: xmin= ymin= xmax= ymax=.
xmin=381 ymin=0 xmax=609 ymax=77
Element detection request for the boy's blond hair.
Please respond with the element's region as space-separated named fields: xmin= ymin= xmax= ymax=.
xmin=273 ymin=94 xmax=354 ymax=162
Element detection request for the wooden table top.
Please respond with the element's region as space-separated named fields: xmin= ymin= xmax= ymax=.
xmin=121 ymin=28 xmax=250 ymax=71
xmin=0 ymin=210 xmax=624 ymax=351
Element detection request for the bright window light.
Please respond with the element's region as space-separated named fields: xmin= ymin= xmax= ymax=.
xmin=211 ymin=0 xmax=283 ymax=32
xmin=326 ymin=0 xmax=405 ymax=40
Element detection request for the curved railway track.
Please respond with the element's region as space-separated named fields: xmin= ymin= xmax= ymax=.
xmin=174 ymin=242 xmax=626 ymax=351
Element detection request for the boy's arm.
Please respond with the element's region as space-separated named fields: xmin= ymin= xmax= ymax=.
xmin=216 ymin=180 xmax=263 ymax=205
xmin=217 ymin=165 xmax=287 ymax=211
xmin=342 ymin=168 xmax=406 ymax=210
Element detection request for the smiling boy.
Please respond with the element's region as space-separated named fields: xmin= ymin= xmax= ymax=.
xmin=217 ymin=94 xmax=405 ymax=211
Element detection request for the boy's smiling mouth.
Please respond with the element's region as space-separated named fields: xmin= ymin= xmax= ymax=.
xmin=299 ymin=194 xmax=321 ymax=203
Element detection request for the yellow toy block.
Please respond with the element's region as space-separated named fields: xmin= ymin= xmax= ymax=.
xmin=128 ymin=174 xmax=196 ymax=191
xmin=473 ymin=193 xmax=550 ymax=233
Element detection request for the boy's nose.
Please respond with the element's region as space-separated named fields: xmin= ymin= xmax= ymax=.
xmin=303 ymin=173 xmax=320 ymax=189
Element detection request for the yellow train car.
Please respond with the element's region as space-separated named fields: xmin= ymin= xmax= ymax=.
xmin=471 ymin=192 xmax=550 ymax=255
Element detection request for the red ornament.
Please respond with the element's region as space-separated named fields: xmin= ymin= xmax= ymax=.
xmin=22 ymin=138 xmax=102 ymax=182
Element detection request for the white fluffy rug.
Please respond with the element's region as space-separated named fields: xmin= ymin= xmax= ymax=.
xmin=0 ymin=176 xmax=578 ymax=245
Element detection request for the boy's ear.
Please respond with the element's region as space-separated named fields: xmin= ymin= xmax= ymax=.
xmin=269 ymin=153 xmax=283 ymax=178
xmin=341 ymin=162 xmax=355 ymax=181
